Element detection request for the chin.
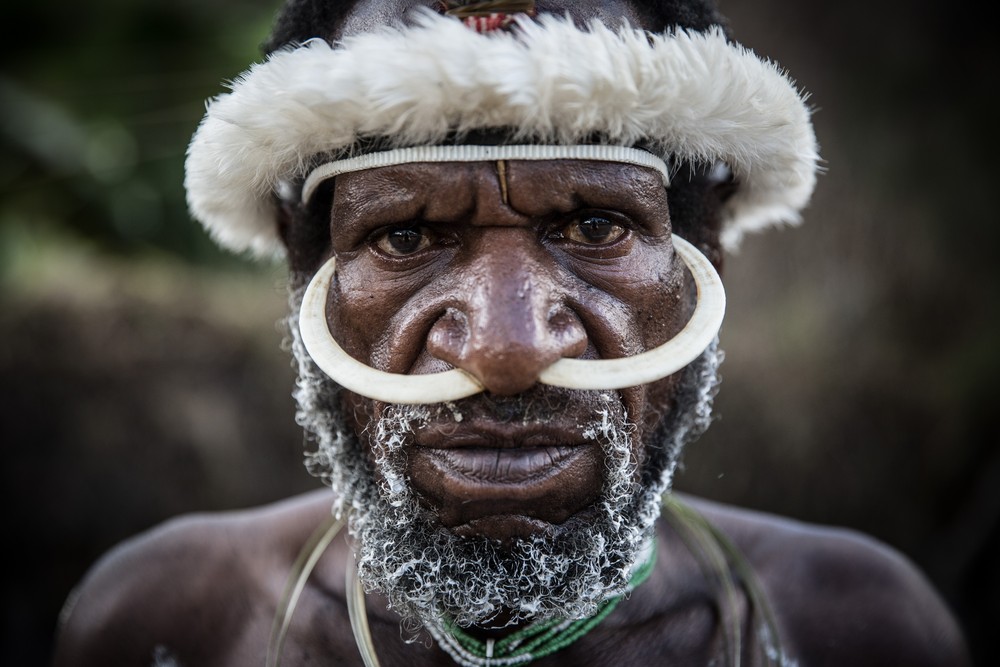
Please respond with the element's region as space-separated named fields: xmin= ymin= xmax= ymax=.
xmin=447 ymin=505 xmax=604 ymax=545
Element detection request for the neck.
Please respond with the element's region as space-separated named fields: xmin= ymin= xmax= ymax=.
xmin=417 ymin=538 xmax=658 ymax=667
xmin=462 ymin=611 xmax=526 ymax=640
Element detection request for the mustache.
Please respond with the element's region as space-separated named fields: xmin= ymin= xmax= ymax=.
xmin=376 ymin=384 xmax=628 ymax=426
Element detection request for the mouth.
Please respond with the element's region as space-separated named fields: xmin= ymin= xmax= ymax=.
xmin=406 ymin=420 xmax=605 ymax=534
xmin=422 ymin=444 xmax=586 ymax=484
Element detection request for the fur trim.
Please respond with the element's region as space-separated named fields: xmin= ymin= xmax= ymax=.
xmin=185 ymin=10 xmax=818 ymax=257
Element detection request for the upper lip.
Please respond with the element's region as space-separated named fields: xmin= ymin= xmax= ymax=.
xmin=413 ymin=419 xmax=587 ymax=450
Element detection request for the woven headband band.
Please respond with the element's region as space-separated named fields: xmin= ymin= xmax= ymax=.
xmin=301 ymin=144 xmax=670 ymax=204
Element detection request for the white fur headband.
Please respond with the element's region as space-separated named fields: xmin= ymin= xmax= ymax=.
xmin=184 ymin=9 xmax=818 ymax=257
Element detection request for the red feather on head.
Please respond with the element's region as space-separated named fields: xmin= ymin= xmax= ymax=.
xmin=439 ymin=0 xmax=537 ymax=32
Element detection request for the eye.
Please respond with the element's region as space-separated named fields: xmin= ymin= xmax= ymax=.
xmin=374 ymin=225 xmax=433 ymax=256
xmin=561 ymin=215 xmax=627 ymax=245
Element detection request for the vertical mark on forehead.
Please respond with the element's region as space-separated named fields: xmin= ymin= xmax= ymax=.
xmin=496 ymin=160 xmax=509 ymax=205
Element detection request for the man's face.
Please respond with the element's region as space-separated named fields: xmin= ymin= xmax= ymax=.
xmin=327 ymin=160 xmax=692 ymax=537
xmin=288 ymin=158 xmax=723 ymax=625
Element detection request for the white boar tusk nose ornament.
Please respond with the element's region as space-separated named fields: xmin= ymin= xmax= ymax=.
xmin=298 ymin=234 xmax=725 ymax=404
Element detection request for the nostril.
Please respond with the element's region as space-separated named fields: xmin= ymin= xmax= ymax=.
xmin=549 ymin=309 xmax=588 ymax=358
xmin=426 ymin=308 xmax=469 ymax=366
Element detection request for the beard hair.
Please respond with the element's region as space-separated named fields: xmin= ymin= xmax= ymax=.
xmin=285 ymin=286 xmax=723 ymax=629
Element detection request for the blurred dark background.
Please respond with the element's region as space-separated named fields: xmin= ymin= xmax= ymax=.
xmin=1 ymin=1 xmax=996 ymax=665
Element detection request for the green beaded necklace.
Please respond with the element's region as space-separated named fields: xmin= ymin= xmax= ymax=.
xmin=424 ymin=543 xmax=657 ymax=667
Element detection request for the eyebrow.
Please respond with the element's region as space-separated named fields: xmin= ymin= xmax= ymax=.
xmin=503 ymin=161 xmax=668 ymax=220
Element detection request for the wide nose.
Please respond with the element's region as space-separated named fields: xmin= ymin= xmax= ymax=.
xmin=425 ymin=235 xmax=587 ymax=396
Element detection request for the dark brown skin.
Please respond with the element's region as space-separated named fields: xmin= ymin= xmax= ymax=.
xmin=52 ymin=156 xmax=971 ymax=667
xmin=51 ymin=2 xmax=972 ymax=666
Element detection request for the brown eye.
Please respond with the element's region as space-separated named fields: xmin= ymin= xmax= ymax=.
xmin=375 ymin=226 xmax=432 ymax=256
xmin=563 ymin=216 xmax=626 ymax=245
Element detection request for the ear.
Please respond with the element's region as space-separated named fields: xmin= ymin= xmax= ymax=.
xmin=667 ymin=161 xmax=734 ymax=276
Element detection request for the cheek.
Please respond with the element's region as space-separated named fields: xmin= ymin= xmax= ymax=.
xmin=633 ymin=372 xmax=684 ymax=448
xmin=342 ymin=392 xmax=373 ymax=449
xmin=570 ymin=242 xmax=691 ymax=354
xmin=639 ymin=264 xmax=693 ymax=352
xmin=595 ymin=248 xmax=694 ymax=445
xmin=326 ymin=255 xmax=430 ymax=372
xmin=339 ymin=390 xmax=397 ymax=474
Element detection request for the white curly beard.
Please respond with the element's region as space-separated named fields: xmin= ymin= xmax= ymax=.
xmin=285 ymin=289 xmax=722 ymax=630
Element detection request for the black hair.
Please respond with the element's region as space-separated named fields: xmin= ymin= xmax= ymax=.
xmin=264 ymin=0 xmax=728 ymax=54
xmin=264 ymin=0 xmax=361 ymax=54
xmin=633 ymin=0 xmax=729 ymax=35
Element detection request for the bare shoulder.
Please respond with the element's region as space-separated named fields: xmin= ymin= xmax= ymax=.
xmin=676 ymin=494 xmax=971 ymax=667
xmin=53 ymin=489 xmax=336 ymax=667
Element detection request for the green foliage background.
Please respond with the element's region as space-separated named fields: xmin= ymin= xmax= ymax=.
xmin=2 ymin=0 xmax=276 ymax=267
xmin=1 ymin=1 xmax=997 ymax=666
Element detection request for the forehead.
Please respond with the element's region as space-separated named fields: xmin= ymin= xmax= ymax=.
xmin=330 ymin=159 xmax=667 ymax=209
xmin=334 ymin=0 xmax=653 ymax=39
xmin=332 ymin=158 xmax=663 ymax=189
xmin=324 ymin=159 xmax=671 ymax=240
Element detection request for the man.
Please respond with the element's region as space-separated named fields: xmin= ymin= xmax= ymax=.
xmin=53 ymin=1 xmax=970 ymax=665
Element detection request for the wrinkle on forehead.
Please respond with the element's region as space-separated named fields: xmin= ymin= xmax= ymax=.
xmin=331 ymin=159 xmax=667 ymax=229
xmin=333 ymin=0 xmax=652 ymax=40
xmin=502 ymin=160 xmax=667 ymax=220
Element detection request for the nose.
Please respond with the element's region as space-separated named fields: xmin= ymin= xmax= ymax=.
xmin=425 ymin=237 xmax=587 ymax=396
